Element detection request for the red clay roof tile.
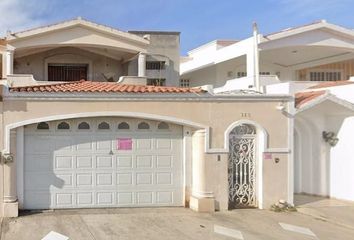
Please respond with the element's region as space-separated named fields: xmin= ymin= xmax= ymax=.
xmin=308 ymin=80 xmax=354 ymax=89
xmin=295 ymin=90 xmax=326 ymax=108
xmin=9 ymin=80 xmax=205 ymax=94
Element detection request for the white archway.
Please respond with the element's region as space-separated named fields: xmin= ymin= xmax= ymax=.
xmin=4 ymin=111 xmax=209 ymax=153
xmin=225 ymin=119 xmax=268 ymax=209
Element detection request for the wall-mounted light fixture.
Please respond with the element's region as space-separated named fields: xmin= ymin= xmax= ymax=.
xmin=322 ymin=131 xmax=339 ymax=147
xmin=276 ymin=102 xmax=285 ymax=111
xmin=2 ymin=153 xmax=14 ymax=164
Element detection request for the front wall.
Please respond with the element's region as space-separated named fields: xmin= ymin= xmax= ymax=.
xmin=1 ymin=99 xmax=290 ymax=212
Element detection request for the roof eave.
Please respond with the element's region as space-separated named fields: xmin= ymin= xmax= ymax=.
xmin=6 ymin=18 xmax=149 ymax=46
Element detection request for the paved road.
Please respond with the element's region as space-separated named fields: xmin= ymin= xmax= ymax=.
xmin=1 ymin=207 xmax=354 ymax=240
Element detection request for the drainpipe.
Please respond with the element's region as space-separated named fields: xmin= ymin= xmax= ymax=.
xmin=253 ymin=22 xmax=260 ymax=92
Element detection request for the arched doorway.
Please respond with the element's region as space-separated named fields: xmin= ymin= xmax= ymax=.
xmin=228 ymin=123 xmax=257 ymax=209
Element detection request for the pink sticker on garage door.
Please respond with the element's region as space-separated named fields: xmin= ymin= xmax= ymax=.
xmin=117 ymin=138 xmax=133 ymax=150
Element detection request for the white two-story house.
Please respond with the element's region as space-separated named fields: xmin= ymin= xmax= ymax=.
xmin=0 ymin=18 xmax=292 ymax=217
xmin=181 ymin=20 xmax=354 ymax=203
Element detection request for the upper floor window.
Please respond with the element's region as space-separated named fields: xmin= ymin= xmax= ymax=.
xmin=309 ymin=71 xmax=342 ymax=81
xmin=48 ymin=64 xmax=88 ymax=81
xmin=57 ymin=122 xmax=70 ymax=130
xmin=146 ymin=61 xmax=165 ymax=70
xmin=98 ymin=121 xmax=110 ymax=130
xmin=180 ymin=79 xmax=190 ymax=88
xmin=237 ymin=72 xmax=247 ymax=78
xmin=37 ymin=122 xmax=49 ymax=130
xmin=147 ymin=78 xmax=166 ymax=86
xmin=259 ymin=72 xmax=270 ymax=75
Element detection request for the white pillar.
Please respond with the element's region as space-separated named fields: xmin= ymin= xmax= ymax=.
xmin=189 ymin=129 xmax=215 ymax=212
xmin=253 ymin=22 xmax=260 ymax=92
xmin=3 ymin=129 xmax=19 ymax=217
xmin=6 ymin=50 xmax=14 ymax=75
xmin=138 ymin=53 xmax=146 ymax=77
xmin=1 ymin=51 xmax=7 ymax=79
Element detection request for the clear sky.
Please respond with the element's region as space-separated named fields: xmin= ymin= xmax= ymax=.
xmin=1 ymin=0 xmax=353 ymax=54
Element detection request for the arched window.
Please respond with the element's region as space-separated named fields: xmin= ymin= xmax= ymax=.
xmin=37 ymin=122 xmax=49 ymax=130
xmin=98 ymin=121 xmax=110 ymax=130
xmin=57 ymin=122 xmax=70 ymax=130
xmin=118 ymin=122 xmax=130 ymax=130
xmin=78 ymin=122 xmax=90 ymax=130
xmin=157 ymin=122 xmax=169 ymax=130
xmin=138 ymin=122 xmax=150 ymax=130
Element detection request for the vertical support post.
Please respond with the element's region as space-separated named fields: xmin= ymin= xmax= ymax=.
xmin=3 ymin=129 xmax=19 ymax=217
xmin=1 ymin=51 xmax=7 ymax=79
xmin=138 ymin=52 xmax=146 ymax=77
xmin=6 ymin=49 xmax=14 ymax=75
xmin=253 ymin=22 xmax=260 ymax=92
xmin=189 ymin=129 xmax=215 ymax=212
xmin=16 ymin=126 xmax=24 ymax=209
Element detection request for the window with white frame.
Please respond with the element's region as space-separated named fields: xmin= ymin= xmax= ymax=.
xmin=237 ymin=72 xmax=247 ymax=78
xmin=309 ymin=71 xmax=342 ymax=81
xmin=146 ymin=61 xmax=165 ymax=70
xmin=259 ymin=72 xmax=270 ymax=75
xmin=147 ymin=78 xmax=166 ymax=86
xmin=180 ymin=79 xmax=190 ymax=87
xmin=236 ymin=71 xmax=270 ymax=78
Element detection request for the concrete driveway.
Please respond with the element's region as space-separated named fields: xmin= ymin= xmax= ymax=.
xmin=1 ymin=206 xmax=354 ymax=240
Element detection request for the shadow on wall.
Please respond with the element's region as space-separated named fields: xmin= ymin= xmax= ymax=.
xmin=294 ymin=114 xmax=349 ymax=204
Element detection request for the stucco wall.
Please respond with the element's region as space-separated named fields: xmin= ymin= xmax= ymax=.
xmin=183 ymin=56 xmax=294 ymax=88
xmin=0 ymin=97 xmax=290 ymax=213
xmin=14 ymin=47 xmax=124 ymax=82
xmin=129 ymin=32 xmax=180 ymax=86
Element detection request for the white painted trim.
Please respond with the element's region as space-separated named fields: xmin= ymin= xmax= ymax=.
xmin=16 ymin=126 xmax=24 ymax=209
xmin=4 ymin=111 xmax=223 ymax=154
xmin=182 ymin=127 xmax=192 ymax=206
xmin=287 ymin=101 xmax=295 ymax=205
xmin=7 ymin=18 xmax=149 ymax=46
xmin=264 ymin=21 xmax=354 ymax=41
xmin=4 ymin=92 xmax=291 ymax=101
xmin=296 ymin=93 xmax=354 ymax=114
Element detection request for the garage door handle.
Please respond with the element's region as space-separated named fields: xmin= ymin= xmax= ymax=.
xmin=109 ymin=150 xmax=114 ymax=155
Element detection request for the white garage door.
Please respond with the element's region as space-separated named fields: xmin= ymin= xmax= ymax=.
xmin=23 ymin=118 xmax=183 ymax=209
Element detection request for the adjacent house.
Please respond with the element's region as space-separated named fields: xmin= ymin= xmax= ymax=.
xmin=0 ymin=18 xmax=291 ymax=217
xmin=181 ymin=20 xmax=354 ymax=206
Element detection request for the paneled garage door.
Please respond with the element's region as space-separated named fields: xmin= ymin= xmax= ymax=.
xmin=23 ymin=118 xmax=183 ymax=209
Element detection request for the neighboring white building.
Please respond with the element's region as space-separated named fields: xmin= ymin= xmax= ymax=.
xmin=181 ymin=20 xmax=354 ymax=202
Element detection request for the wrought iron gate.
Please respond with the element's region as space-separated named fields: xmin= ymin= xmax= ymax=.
xmin=228 ymin=124 xmax=257 ymax=208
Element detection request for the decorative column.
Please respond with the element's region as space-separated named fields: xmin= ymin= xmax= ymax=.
xmin=6 ymin=49 xmax=14 ymax=75
xmin=138 ymin=52 xmax=146 ymax=77
xmin=3 ymin=129 xmax=18 ymax=217
xmin=1 ymin=51 xmax=7 ymax=79
xmin=189 ymin=129 xmax=215 ymax=212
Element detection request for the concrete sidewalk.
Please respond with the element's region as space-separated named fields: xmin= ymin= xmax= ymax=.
xmin=295 ymin=194 xmax=354 ymax=230
xmin=1 ymin=207 xmax=354 ymax=240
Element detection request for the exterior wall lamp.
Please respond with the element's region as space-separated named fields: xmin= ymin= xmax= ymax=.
xmin=322 ymin=131 xmax=339 ymax=147
xmin=1 ymin=152 xmax=14 ymax=164
xmin=276 ymin=102 xmax=285 ymax=111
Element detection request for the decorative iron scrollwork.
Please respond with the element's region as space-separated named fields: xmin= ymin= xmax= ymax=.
xmin=228 ymin=124 xmax=256 ymax=208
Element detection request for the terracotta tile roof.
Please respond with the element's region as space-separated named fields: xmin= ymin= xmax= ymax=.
xmin=295 ymin=90 xmax=326 ymax=108
xmin=308 ymin=80 xmax=354 ymax=89
xmin=9 ymin=80 xmax=205 ymax=94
